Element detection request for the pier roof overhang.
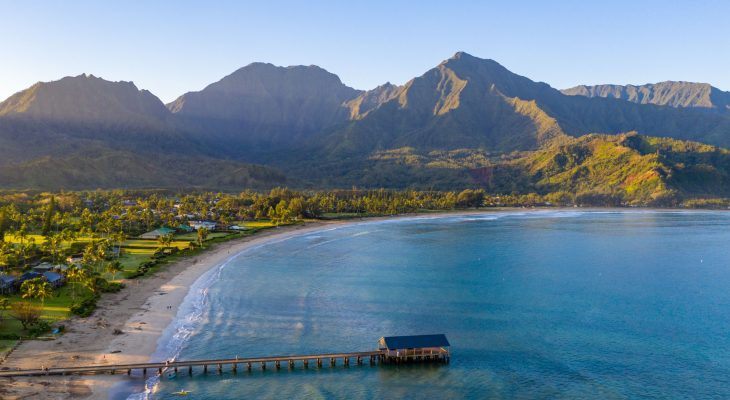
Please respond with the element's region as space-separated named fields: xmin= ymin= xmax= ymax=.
xmin=380 ymin=334 xmax=450 ymax=349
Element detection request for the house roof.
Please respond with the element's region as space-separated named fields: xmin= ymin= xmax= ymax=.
xmin=141 ymin=227 xmax=176 ymax=237
xmin=43 ymin=272 xmax=63 ymax=282
xmin=19 ymin=272 xmax=42 ymax=281
xmin=0 ymin=275 xmax=17 ymax=284
xmin=380 ymin=334 xmax=450 ymax=349
xmin=33 ymin=264 xmax=55 ymax=271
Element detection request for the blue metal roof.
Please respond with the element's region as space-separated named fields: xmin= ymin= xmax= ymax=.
xmin=43 ymin=272 xmax=63 ymax=282
xmin=0 ymin=275 xmax=17 ymax=284
xmin=380 ymin=334 xmax=450 ymax=349
xmin=19 ymin=272 xmax=42 ymax=281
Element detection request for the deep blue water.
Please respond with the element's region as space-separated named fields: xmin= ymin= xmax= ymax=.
xmin=140 ymin=210 xmax=730 ymax=399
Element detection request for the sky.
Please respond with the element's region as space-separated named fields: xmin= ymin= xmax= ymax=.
xmin=1 ymin=0 xmax=729 ymax=103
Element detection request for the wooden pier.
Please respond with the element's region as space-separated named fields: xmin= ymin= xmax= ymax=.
xmin=0 ymin=334 xmax=450 ymax=378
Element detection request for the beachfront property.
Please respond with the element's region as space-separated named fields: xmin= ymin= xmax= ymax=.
xmin=42 ymin=271 xmax=66 ymax=288
xmin=32 ymin=262 xmax=65 ymax=274
xmin=66 ymin=254 xmax=83 ymax=266
xmin=0 ymin=274 xmax=17 ymax=294
xmin=140 ymin=227 xmax=177 ymax=239
xmin=17 ymin=271 xmax=43 ymax=285
xmin=177 ymin=223 xmax=194 ymax=233
xmin=189 ymin=220 xmax=217 ymax=231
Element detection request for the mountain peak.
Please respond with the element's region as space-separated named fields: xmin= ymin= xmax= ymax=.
xmin=0 ymin=74 xmax=170 ymax=126
xmin=451 ymin=51 xmax=471 ymax=59
xmin=166 ymin=62 xmax=361 ymax=142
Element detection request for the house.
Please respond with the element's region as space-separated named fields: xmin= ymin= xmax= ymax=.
xmin=378 ymin=334 xmax=450 ymax=361
xmin=189 ymin=221 xmax=217 ymax=231
xmin=140 ymin=227 xmax=176 ymax=239
xmin=177 ymin=224 xmax=194 ymax=233
xmin=228 ymin=225 xmax=247 ymax=231
xmin=66 ymin=254 xmax=83 ymax=266
xmin=33 ymin=262 xmax=64 ymax=273
xmin=43 ymin=271 xmax=65 ymax=288
xmin=18 ymin=271 xmax=43 ymax=285
xmin=0 ymin=275 xmax=17 ymax=294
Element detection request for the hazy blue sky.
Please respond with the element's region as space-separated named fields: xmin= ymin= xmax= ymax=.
xmin=1 ymin=0 xmax=729 ymax=103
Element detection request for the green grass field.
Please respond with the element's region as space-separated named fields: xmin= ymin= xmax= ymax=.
xmin=240 ymin=220 xmax=276 ymax=228
xmin=173 ymin=232 xmax=229 ymax=241
xmin=0 ymin=284 xmax=94 ymax=340
xmin=0 ymin=339 xmax=16 ymax=354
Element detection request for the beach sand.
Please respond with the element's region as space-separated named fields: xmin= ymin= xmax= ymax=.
xmin=0 ymin=221 xmax=342 ymax=400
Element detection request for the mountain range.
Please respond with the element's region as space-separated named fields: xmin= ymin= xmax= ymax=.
xmin=1 ymin=52 xmax=730 ymax=204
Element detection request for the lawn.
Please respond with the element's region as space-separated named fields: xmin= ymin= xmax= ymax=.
xmin=173 ymin=232 xmax=229 ymax=241
xmin=4 ymin=233 xmax=96 ymax=247
xmin=0 ymin=339 xmax=16 ymax=354
xmin=0 ymin=284 xmax=94 ymax=339
xmin=123 ymin=239 xmax=190 ymax=250
xmin=240 ymin=220 xmax=276 ymax=228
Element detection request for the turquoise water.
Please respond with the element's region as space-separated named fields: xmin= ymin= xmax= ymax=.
xmin=138 ymin=211 xmax=730 ymax=399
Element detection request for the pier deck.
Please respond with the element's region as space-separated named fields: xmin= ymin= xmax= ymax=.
xmin=0 ymin=349 xmax=449 ymax=378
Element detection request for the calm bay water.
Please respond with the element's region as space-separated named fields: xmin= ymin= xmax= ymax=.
xmin=142 ymin=210 xmax=730 ymax=399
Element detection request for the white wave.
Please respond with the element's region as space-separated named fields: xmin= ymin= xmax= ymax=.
xmin=126 ymin=254 xmax=239 ymax=400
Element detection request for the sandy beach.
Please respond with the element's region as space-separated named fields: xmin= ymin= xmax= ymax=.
xmin=0 ymin=220 xmax=344 ymax=400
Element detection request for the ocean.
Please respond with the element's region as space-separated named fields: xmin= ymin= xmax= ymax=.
xmin=129 ymin=210 xmax=730 ymax=399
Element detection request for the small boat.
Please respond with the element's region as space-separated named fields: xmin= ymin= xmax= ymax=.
xmin=172 ymin=390 xmax=191 ymax=396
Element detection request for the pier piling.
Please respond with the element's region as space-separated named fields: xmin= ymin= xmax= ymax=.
xmin=0 ymin=346 xmax=450 ymax=378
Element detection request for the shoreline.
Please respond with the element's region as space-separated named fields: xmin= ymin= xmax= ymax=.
xmin=0 ymin=207 xmax=721 ymax=399
xmin=0 ymin=220 xmax=350 ymax=400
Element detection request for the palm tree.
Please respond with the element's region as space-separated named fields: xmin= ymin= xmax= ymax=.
xmin=95 ymin=241 xmax=108 ymax=274
xmin=0 ymin=297 xmax=10 ymax=322
xmin=43 ymin=233 xmax=63 ymax=264
xmin=106 ymin=261 xmax=122 ymax=281
xmin=35 ymin=280 xmax=53 ymax=309
xmin=15 ymin=223 xmax=29 ymax=266
xmin=20 ymin=279 xmax=38 ymax=302
xmin=82 ymin=242 xmax=98 ymax=272
xmin=66 ymin=266 xmax=87 ymax=301
xmin=197 ymin=227 xmax=209 ymax=247
xmin=21 ymin=278 xmax=52 ymax=308
xmin=157 ymin=233 xmax=173 ymax=249
xmin=112 ymin=231 xmax=127 ymax=258
xmin=82 ymin=275 xmax=98 ymax=296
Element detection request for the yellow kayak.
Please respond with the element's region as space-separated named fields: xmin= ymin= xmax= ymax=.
xmin=172 ymin=390 xmax=191 ymax=396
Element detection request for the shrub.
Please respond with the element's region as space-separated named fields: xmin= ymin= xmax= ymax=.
xmin=10 ymin=301 xmax=42 ymax=330
xmin=99 ymin=281 xmax=124 ymax=293
xmin=70 ymin=295 xmax=99 ymax=317
xmin=28 ymin=320 xmax=52 ymax=337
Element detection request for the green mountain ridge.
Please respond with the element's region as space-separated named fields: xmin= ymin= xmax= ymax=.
xmin=1 ymin=52 xmax=730 ymax=201
xmin=562 ymin=82 xmax=730 ymax=112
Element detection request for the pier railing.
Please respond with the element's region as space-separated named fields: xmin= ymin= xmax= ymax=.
xmin=0 ymin=348 xmax=449 ymax=378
